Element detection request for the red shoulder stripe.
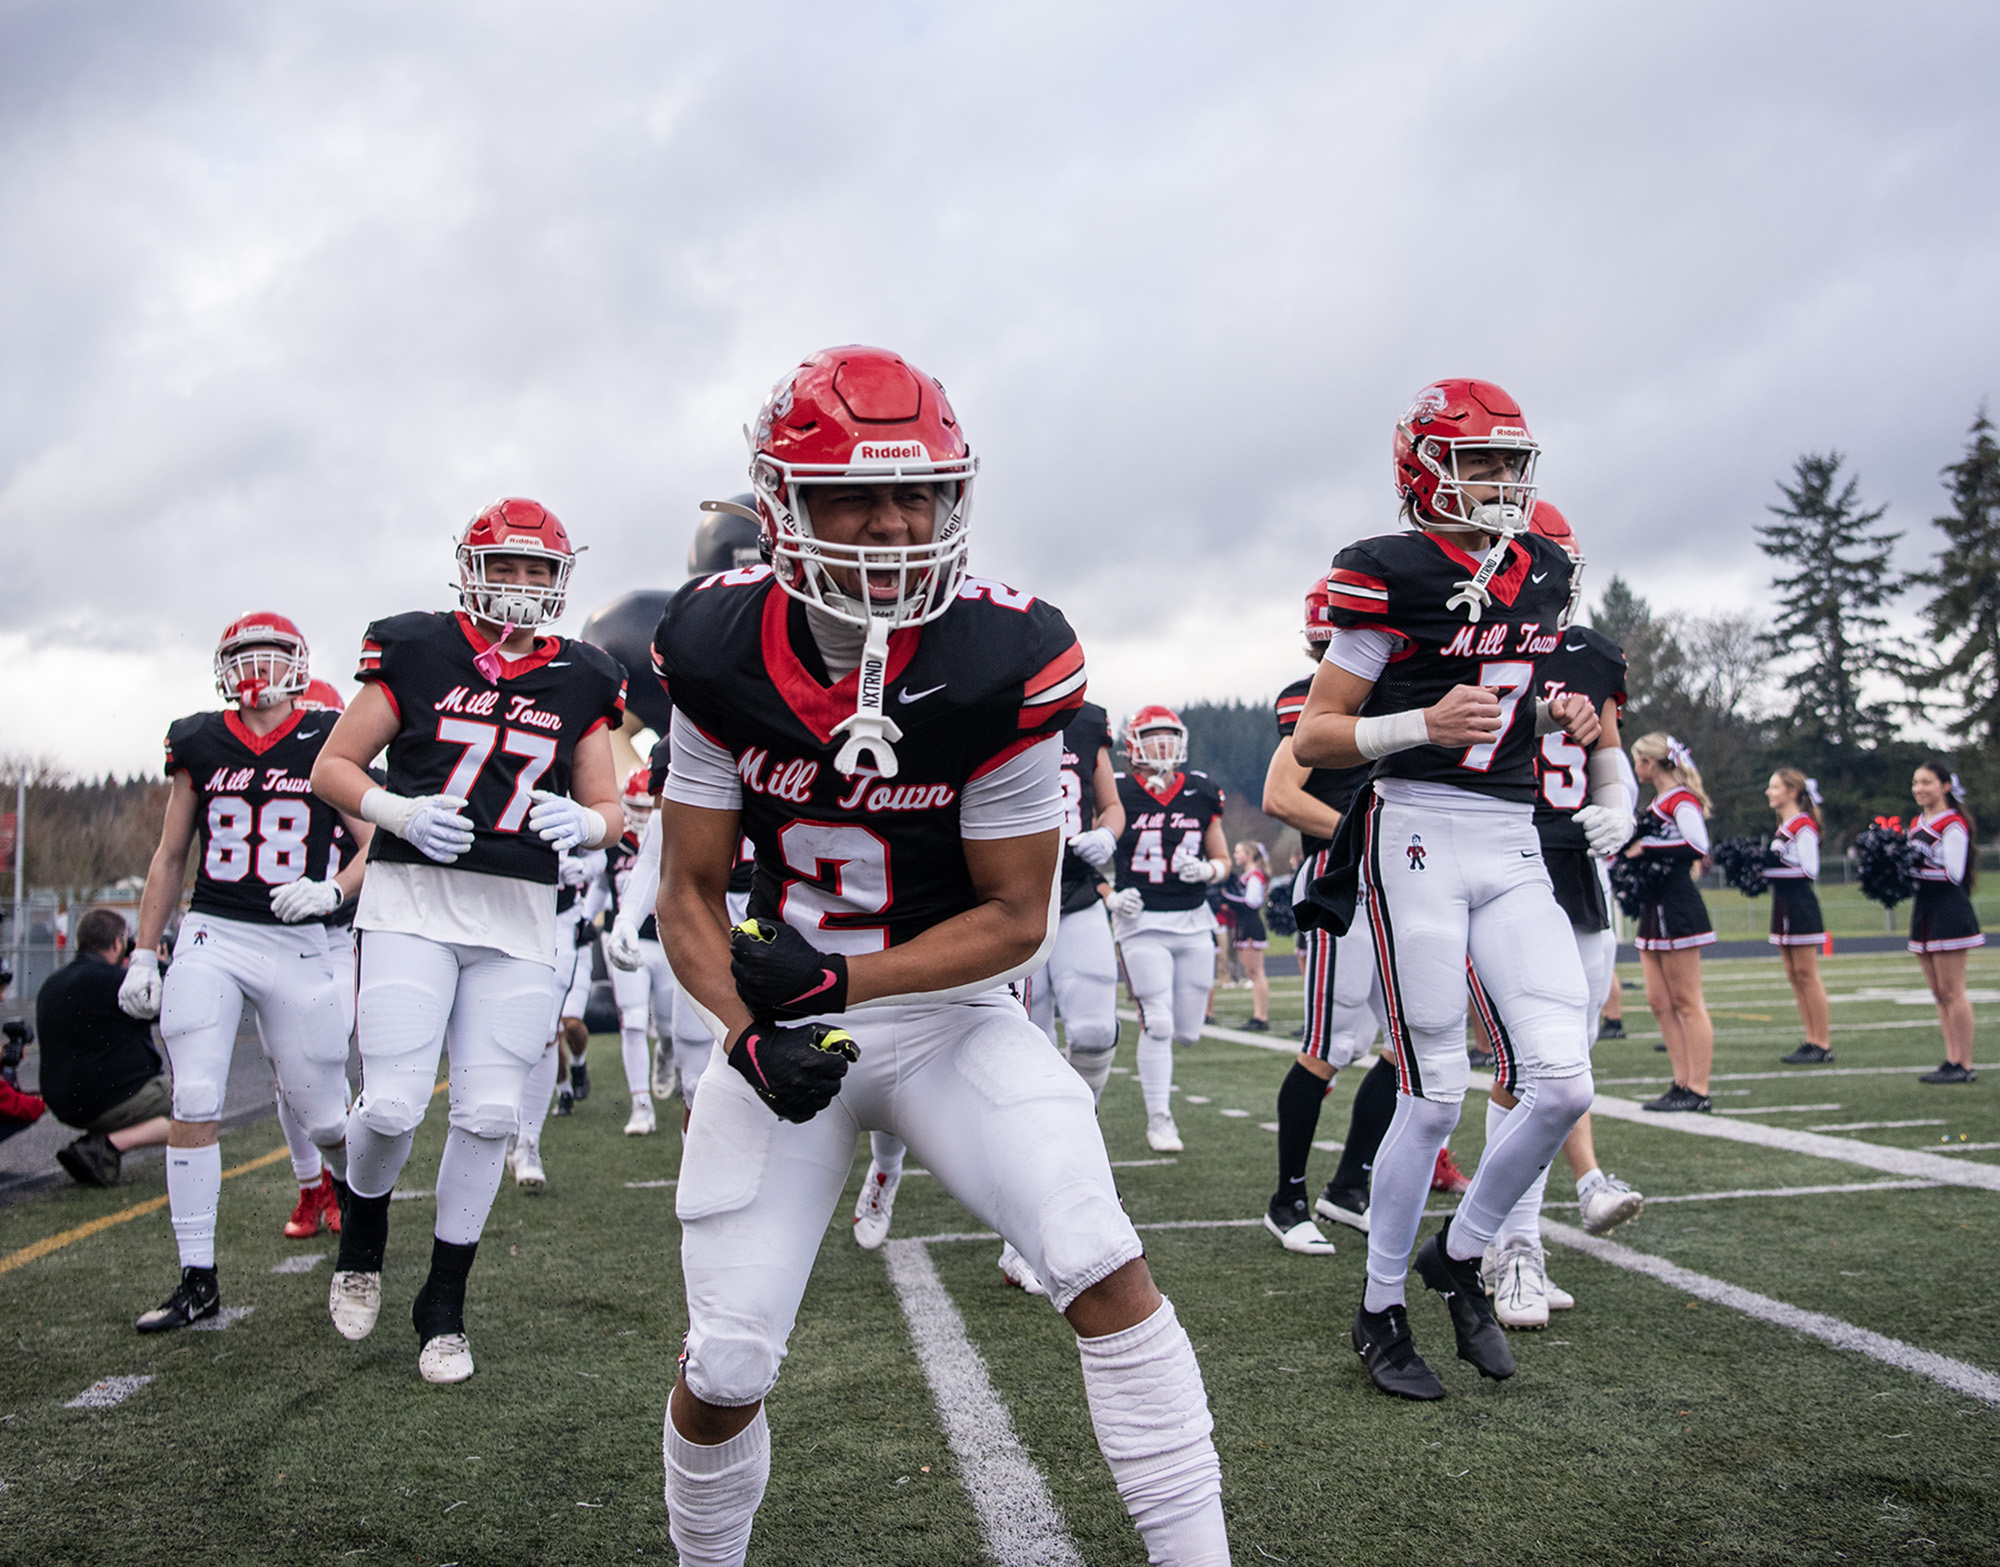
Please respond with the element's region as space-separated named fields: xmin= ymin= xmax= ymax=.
xmin=1023 ymin=641 xmax=1086 ymax=698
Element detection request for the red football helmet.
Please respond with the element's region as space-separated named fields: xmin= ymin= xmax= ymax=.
xmin=749 ymin=346 xmax=977 ymax=631
xmin=1122 ymin=705 xmax=1189 ymax=771
xmin=1393 ymin=379 xmax=1539 ymax=537
xmin=1530 ymin=499 xmax=1585 ymax=630
xmin=1304 ymin=574 xmax=1340 ymax=646
xmin=296 ymin=678 xmax=347 ymax=713
xmin=214 ymin=612 xmax=309 ymax=710
xmin=621 ymin=764 xmax=655 ymax=837
xmin=456 ymin=498 xmax=577 ymax=630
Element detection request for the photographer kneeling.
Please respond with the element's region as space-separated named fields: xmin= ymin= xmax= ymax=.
xmin=35 ymin=909 xmax=171 ymax=1186
xmin=1 ymin=960 xmax=48 ymax=1142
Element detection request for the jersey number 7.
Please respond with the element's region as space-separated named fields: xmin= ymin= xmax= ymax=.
xmin=1461 ymin=660 xmax=1534 ymax=773
xmin=436 ymin=717 xmax=558 ymax=830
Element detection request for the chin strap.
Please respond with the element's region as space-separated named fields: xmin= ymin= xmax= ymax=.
xmin=471 ymin=620 xmax=520 ymax=684
xmin=831 ymin=616 xmax=904 ymax=778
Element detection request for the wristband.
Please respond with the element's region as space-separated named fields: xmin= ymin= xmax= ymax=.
xmin=1353 ymin=709 xmax=1430 ymax=760
xmin=1534 ymin=698 xmax=1561 ymax=735
xmin=128 ymin=947 xmax=159 ymax=973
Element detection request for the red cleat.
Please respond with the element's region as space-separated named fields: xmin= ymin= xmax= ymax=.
xmin=284 ymin=1171 xmax=338 ymax=1239
xmin=1431 ymin=1146 xmax=1472 ymax=1194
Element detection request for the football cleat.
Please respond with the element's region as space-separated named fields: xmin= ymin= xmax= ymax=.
xmin=1241 ymin=1017 xmax=1270 ymax=1033
xmin=1482 ymin=1240 xmax=1550 ymax=1331
xmin=136 ymin=1266 xmax=220 ymax=1334
xmin=1351 ymin=1303 xmax=1445 ymax=1400
xmin=1919 ymin=1060 xmax=1976 ymax=1084
xmin=1780 ymin=1042 xmax=1835 ymax=1064
xmin=1466 ymin=1045 xmax=1497 ymax=1072
xmin=1431 ymin=1147 xmax=1472 ymax=1194
xmin=651 ymin=1039 xmax=679 ymax=1101
xmin=1264 ymin=1195 xmax=1336 ymax=1255
xmin=511 ymin=1139 xmax=547 ymax=1190
xmin=1597 ymin=1017 xmax=1625 ymax=1041
xmin=1414 ymin=1219 xmax=1515 ymax=1379
xmin=418 ymin=1333 xmax=475 ymax=1384
xmin=1579 ymin=1173 xmax=1644 ymax=1236
xmin=569 ymin=1059 xmax=591 ymax=1101
xmin=1316 ymin=1182 xmax=1371 ymax=1234
xmin=624 ymin=1096 xmax=657 ymax=1136
xmin=852 ymin=1164 xmax=902 ymax=1250
xmin=1145 ymin=1113 xmax=1184 ymax=1153
xmin=1544 ymin=1272 xmax=1575 ymax=1311
xmin=329 ymin=1270 xmax=382 ymax=1341
xmin=553 ymin=1085 xmax=574 ymax=1117
xmin=285 ymin=1173 xmax=334 ymax=1239
xmin=997 ymin=1243 xmax=1047 ymax=1297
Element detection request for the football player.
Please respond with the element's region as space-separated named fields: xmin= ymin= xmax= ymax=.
xmin=601 ymin=765 xmax=678 ymax=1134
xmin=1464 ymin=503 xmax=1645 ymax=1329
xmin=1108 ymin=706 xmax=1229 ymax=1154
xmin=119 ymin=613 xmax=373 ymax=1330
xmin=1292 ymin=379 xmax=1600 ymax=1399
xmin=310 ymin=498 xmax=626 ymax=1383
xmin=509 ymin=838 xmax=607 ymax=1187
xmin=653 ymin=346 xmax=1228 ymax=1567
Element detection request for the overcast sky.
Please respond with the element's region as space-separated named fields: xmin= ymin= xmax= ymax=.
xmin=3 ymin=1 xmax=1996 ymax=777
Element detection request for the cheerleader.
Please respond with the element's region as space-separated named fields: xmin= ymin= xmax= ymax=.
xmin=1767 ymin=769 xmax=1833 ymax=1064
xmin=1908 ymin=760 xmax=1984 ymax=1084
xmin=1222 ymin=841 xmax=1272 ymax=1031
xmin=1627 ymin=733 xmax=1715 ymax=1112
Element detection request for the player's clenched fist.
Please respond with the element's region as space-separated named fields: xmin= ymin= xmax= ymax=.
xmin=727 ymin=1021 xmax=860 ymax=1123
xmin=730 ymin=918 xmax=851 ymax=1019
xmin=1424 ymin=684 xmax=1504 ymax=748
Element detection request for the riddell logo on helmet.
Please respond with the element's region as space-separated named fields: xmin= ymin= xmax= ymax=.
xmin=853 ymin=441 xmax=927 ymax=463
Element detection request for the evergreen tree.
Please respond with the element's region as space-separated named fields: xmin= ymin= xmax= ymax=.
xmin=1914 ymin=407 xmax=2000 ymax=750
xmin=1754 ymin=452 xmax=1903 ymax=752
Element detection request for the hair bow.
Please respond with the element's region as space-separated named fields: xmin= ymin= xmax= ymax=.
xmin=1804 ymin=777 xmax=1823 ymax=806
xmin=1665 ymin=737 xmax=1694 ymax=771
xmin=1949 ymin=772 xmax=1965 ymax=799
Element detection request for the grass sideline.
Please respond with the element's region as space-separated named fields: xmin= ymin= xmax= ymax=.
xmin=0 ymin=948 xmax=1992 ymax=1564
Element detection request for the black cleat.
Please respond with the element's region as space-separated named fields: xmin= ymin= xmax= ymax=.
xmin=1597 ymin=1017 xmax=1626 ymax=1041
xmin=1241 ymin=1017 xmax=1270 ymax=1033
xmin=1919 ymin=1060 xmax=1976 ymax=1085
xmin=1351 ymin=1303 xmax=1444 ymax=1399
xmin=1316 ymin=1182 xmax=1371 ymax=1234
xmin=1414 ymin=1219 xmax=1515 ymax=1380
xmin=1466 ymin=1045 xmax=1496 ymax=1071
xmin=136 ymin=1266 xmax=220 ymax=1334
xmin=569 ymin=1061 xmax=591 ymax=1101
xmin=57 ymin=1132 xmax=122 ymax=1188
xmin=1642 ymin=1083 xmax=1712 ymax=1113
xmin=553 ymin=1086 xmax=574 ymax=1117
xmin=1781 ymin=1042 xmax=1835 ymax=1064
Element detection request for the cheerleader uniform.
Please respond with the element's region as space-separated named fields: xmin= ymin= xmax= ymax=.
xmin=1908 ymin=810 xmax=1986 ymax=954
xmin=1766 ymin=813 xmax=1825 ymax=947
xmin=1222 ymin=866 xmax=1270 ymax=949
xmin=1634 ymin=786 xmax=1716 ymax=952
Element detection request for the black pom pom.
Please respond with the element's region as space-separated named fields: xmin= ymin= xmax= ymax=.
xmin=1713 ymin=837 xmax=1775 ymax=898
xmin=1607 ymin=852 xmax=1680 ymax=919
xmin=1852 ymin=821 xmax=1921 ymax=908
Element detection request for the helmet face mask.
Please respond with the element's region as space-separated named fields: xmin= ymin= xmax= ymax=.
xmin=214 ymin=613 xmax=309 ymax=710
xmin=1528 ymin=499 xmax=1585 ymax=632
xmin=1123 ymin=705 xmax=1189 ymax=772
xmin=620 ymin=767 xmax=655 ymax=840
xmin=1394 ymin=379 xmax=1541 ymax=540
xmin=456 ymin=499 xmax=577 ymax=630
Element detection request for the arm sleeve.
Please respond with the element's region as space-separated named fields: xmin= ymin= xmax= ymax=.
xmin=1243 ymin=870 xmax=1267 ymax=910
xmin=663 ymin=710 xmax=743 ymax=810
xmin=1943 ymin=821 xmax=1970 ymax=884
xmin=960 ymin=736 xmax=1063 ymax=841
xmin=615 ymin=811 xmax=663 ymax=932
xmin=1674 ymin=799 xmax=1711 ymax=857
xmin=1324 ymin=627 xmax=1398 ymax=683
xmin=1794 ymin=824 xmax=1820 ymax=880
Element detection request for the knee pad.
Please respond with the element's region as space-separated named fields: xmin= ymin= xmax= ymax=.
xmin=1527 ymin=1068 xmax=1595 ymax=1124
xmin=1036 ymin=1180 xmax=1145 ymax=1313
xmin=169 ymin=1077 xmax=226 ymax=1123
xmin=353 ymin=1091 xmax=425 ymax=1138
xmin=620 ymin=1003 xmax=650 ymax=1033
xmin=448 ymin=1097 xmax=520 ymax=1139
xmin=1065 ymin=1043 xmax=1116 ymax=1099
xmin=683 ymin=1318 xmax=784 ymax=1407
xmin=1064 ymin=1017 xmax=1116 ymax=1058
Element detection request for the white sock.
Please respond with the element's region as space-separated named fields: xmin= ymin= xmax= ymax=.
xmin=664 ymin=1408 xmax=770 ymax=1567
xmin=1576 ymin=1166 xmax=1608 ymax=1199
xmin=1363 ymin=1092 xmax=1460 ymax=1312
xmin=434 ymin=1127 xmax=507 ymax=1247
xmin=620 ymin=1029 xmax=650 ymax=1100
xmin=275 ymin=1091 xmax=322 ymax=1184
xmin=166 ymin=1143 xmax=223 ymax=1270
xmin=519 ymin=1041 xmax=559 ymax=1148
xmin=869 ymin=1132 xmax=906 ymax=1178
xmin=1449 ymin=1071 xmax=1595 ymax=1260
xmin=1078 ymin=1299 xmax=1230 ymax=1566
xmin=1136 ymin=1031 xmax=1175 ymax=1117
xmin=1485 ymin=1099 xmax=1549 ymax=1249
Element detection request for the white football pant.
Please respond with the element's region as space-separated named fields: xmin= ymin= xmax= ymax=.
xmin=1115 ymin=911 xmax=1214 ymax=1118
xmin=1025 ymin=901 xmax=1120 ymax=1101
xmin=611 ymin=937 xmax=678 ymax=1099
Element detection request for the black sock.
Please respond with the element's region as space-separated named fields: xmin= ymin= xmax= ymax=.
xmin=413 ymin=1237 xmax=479 ymax=1341
xmin=336 ymin=1190 xmax=393 ymax=1274
xmin=1331 ymin=1055 xmax=1398 ymax=1193
xmin=1273 ymin=1063 xmax=1330 ymax=1206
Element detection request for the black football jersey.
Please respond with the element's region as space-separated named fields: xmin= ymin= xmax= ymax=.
xmin=653 ymin=569 xmax=1085 ymax=952
xmin=1058 ymin=702 xmax=1115 ymax=915
xmin=164 ymin=708 xmax=344 ymax=926
xmin=1529 ymin=625 xmax=1627 ymax=851
xmin=1275 ymin=675 xmax=1372 ymax=858
xmin=1322 ymin=530 xmax=1575 ymax=803
xmin=356 ymin=611 xmax=627 ymax=884
xmin=605 ymin=832 xmax=659 ymax=942
xmin=1112 ymin=770 xmax=1226 ymax=912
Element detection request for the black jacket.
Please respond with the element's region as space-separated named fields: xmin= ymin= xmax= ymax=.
xmin=34 ymin=953 xmax=164 ymax=1126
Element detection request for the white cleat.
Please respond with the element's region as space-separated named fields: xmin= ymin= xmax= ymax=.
xmin=852 ymin=1164 xmax=902 ymax=1250
xmin=329 ymin=1270 xmax=382 ymax=1341
xmin=650 ymin=1040 xmax=679 ymax=1101
xmin=1483 ymin=1240 xmax=1550 ymax=1330
xmin=997 ymin=1242 xmax=1048 ymax=1296
xmin=1544 ymin=1271 xmax=1575 ymax=1311
xmin=1579 ymin=1173 xmax=1645 ymax=1236
xmin=1264 ymin=1198 xmax=1336 ymax=1255
xmin=511 ymin=1140 xmax=546 ymax=1190
xmin=1145 ymin=1113 xmax=1184 ymax=1153
xmin=418 ymin=1332 xmax=475 ymax=1384
xmin=624 ymin=1095 xmax=657 ymax=1136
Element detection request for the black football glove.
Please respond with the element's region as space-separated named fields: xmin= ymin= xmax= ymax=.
xmin=727 ymin=1021 xmax=860 ymax=1123
xmin=730 ymin=919 xmax=851 ymax=1019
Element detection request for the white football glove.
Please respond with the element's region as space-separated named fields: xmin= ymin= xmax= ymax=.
xmin=1573 ymin=804 xmax=1636 ymax=858
xmin=360 ymin=787 xmax=475 ymax=864
xmin=605 ymin=922 xmax=645 ymax=972
xmin=1177 ymin=855 xmax=1229 ymax=885
xmin=270 ymin=878 xmax=343 ymax=924
xmin=559 ymin=847 xmax=606 ymax=891
xmin=1107 ymin=887 xmax=1145 ymax=920
xmin=118 ymin=948 xmax=163 ymax=1021
xmin=528 ymin=791 xmax=606 ymax=854
xmin=1067 ymin=827 xmax=1117 ymax=869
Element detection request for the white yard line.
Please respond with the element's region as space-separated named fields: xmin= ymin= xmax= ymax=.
xmin=65 ymin=1375 xmax=153 ymax=1410
xmin=1715 ymin=1103 xmax=1844 ymax=1116
xmin=1596 ymin=1066 xmax=1954 ymax=1086
xmin=1545 ymin=1179 xmax=1941 ymax=1209
xmin=881 ymin=1240 xmax=1084 ymax=1567
xmin=1809 ymin=1119 xmax=1948 ymax=1132
xmin=1541 ymin=1219 xmax=2000 ymax=1406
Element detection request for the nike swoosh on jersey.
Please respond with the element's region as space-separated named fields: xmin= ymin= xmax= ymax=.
xmin=1564 ymin=642 xmax=1586 ymax=652
xmin=1532 ymin=572 xmax=1549 ymax=582
xmin=898 ymin=683 xmax=947 ymax=703
xmin=296 ymin=730 xmax=322 ymax=739
xmin=548 ymin=661 xmax=570 ymax=666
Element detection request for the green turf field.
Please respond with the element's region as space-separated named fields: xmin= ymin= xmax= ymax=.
xmin=3 ymin=949 xmax=1997 ymax=1565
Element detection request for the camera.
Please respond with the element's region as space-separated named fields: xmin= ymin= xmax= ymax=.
xmin=1 ymin=1019 xmax=32 ymax=1087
